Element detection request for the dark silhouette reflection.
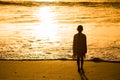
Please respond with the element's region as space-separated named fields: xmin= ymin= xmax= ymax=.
xmin=79 ymin=69 xmax=88 ymax=80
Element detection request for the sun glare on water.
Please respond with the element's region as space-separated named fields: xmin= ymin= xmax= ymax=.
xmin=34 ymin=0 xmax=56 ymax=2
xmin=34 ymin=6 xmax=58 ymax=42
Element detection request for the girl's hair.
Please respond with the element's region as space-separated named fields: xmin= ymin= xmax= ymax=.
xmin=77 ymin=25 xmax=83 ymax=32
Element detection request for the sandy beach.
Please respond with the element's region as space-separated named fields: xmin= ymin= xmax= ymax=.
xmin=0 ymin=60 xmax=120 ymax=80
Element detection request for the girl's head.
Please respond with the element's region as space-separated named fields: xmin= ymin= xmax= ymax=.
xmin=77 ymin=25 xmax=83 ymax=33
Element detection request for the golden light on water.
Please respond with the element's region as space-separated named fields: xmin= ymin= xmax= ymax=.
xmin=36 ymin=0 xmax=56 ymax=2
xmin=34 ymin=6 xmax=58 ymax=41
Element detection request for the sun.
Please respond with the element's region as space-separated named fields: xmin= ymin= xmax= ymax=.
xmin=33 ymin=6 xmax=58 ymax=42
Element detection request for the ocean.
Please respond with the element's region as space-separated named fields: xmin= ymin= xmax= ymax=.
xmin=0 ymin=1 xmax=120 ymax=61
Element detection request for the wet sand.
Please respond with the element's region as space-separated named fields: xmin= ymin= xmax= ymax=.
xmin=0 ymin=60 xmax=120 ymax=80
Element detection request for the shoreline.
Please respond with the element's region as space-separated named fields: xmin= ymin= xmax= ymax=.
xmin=0 ymin=58 xmax=120 ymax=63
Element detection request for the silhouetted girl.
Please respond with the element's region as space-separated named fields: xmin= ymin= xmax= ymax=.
xmin=73 ymin=25 xmax=87 ymax=72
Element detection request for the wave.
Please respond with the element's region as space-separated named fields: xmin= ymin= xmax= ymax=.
xmin=0 ymin=1 xmax=120 ymax=8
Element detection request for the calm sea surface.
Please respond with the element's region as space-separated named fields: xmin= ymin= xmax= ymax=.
xmin=0 ymin=1 xmax=120 ymax=61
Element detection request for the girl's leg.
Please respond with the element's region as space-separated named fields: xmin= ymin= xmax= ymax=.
xmin=77 ymin=58 xmax=80 ymax=72
xmin=80 ymin=57 xmax=84 ymax=70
